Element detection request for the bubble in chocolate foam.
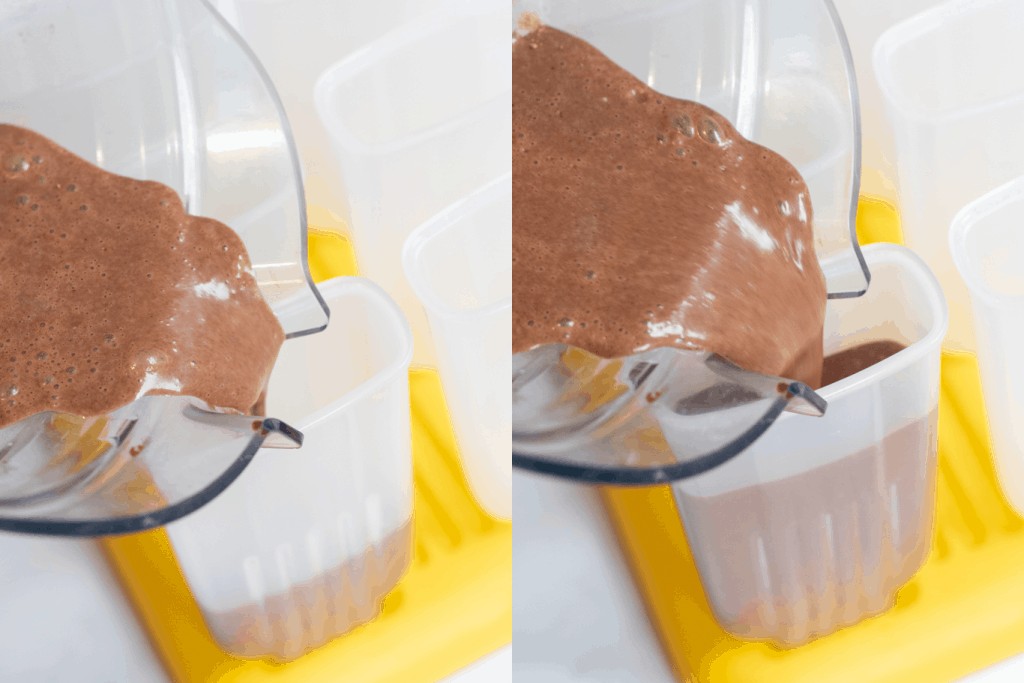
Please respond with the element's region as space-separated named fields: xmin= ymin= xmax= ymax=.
xmin=674 ymin=115 xmax=695 ymax=137
xmin=65 ymin=183 xmax=76 ymax=192
xmin=15 ymin=195 xmax=28 ymax=206
xmin=698 ymin=118 xmax=723 ymax=145
xmin=5 ymin=155 xmax=29 ymax=172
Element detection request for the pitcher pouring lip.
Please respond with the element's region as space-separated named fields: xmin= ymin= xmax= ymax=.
xmin=0 ymin=396 xmax=302 ymax=537
xmin=511 ymin=344 xmax=827 ymax=486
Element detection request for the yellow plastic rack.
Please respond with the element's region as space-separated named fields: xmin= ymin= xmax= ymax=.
xmin=604 ymin=198 xmax=1024 ymax=683
xmin=102 ymin=229 xmax=512 ymax=683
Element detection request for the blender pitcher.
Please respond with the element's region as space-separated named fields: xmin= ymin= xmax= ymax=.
xmin=0 ymin=0 xmax=328 ymax=535
xmin=511 ymin=0 xmax=870 ymax=483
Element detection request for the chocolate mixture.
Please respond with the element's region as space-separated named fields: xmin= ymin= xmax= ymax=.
xmin=822 ymin=340 xmax=907 ymax=387
xmin=512 ymin=25 xmax=827 ymax=387
xmin=679 ymin=411 xmax=937 ymax=644
xmin=0 ymin=124 xmax=284 ymax=426
xmin=206 ymin=521 xmax=412 ymax=661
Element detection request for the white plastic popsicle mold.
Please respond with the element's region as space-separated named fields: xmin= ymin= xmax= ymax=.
xmin=166 ymin=276 xmax=414 ymax=661
xmin=951 ymin=176 xmax=1024 ymax=518
xmin=403 ymin=174 xmax=511 ymax=520
xmin=830 ymin=0 xmax=939 ymax=202
xmin=315 ymin=0 xmax=511 ymax=366
xmin=875 ymin=0 xmax=1024 ymax=351
xmin=208 ymin=0 xmax=448 ymax=232
xmin=675 ymin=244 xmax=947 ymax=646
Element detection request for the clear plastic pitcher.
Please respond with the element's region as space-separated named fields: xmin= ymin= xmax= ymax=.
xmin=166 ymin=276 xmax=413 ymax=661
xmin=950 ymin=177 xmax=1024 ymax=517
xmin=0 ymin=0 xmax=328 ymax=535
xmin=510 ymin=0 xmax=871 ymax=484
xmin=315 ymin=0 xmax=511 ymax=365
xmin=403 ymin=174 xmax=511 ymax=520
xmin=513 ymin=0 xmax=868 ymax=297
xmin=675 ymin=244 xmax=947 ymax=646
xmin=874 ymin=0 xmax=1024 ymax=351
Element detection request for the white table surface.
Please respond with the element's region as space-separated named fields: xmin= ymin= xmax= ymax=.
xmin=0 ymin=534 xmax=166 ymax=682
xmin=512 ymin=472 xmax=675 ymax=682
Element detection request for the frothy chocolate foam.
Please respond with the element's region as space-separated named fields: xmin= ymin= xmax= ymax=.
xmin=0 ymin=124 xmax=284 ymax=426
xmin=512 ymin=25 xmax=827 ymax=387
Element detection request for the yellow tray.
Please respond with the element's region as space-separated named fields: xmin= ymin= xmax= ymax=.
xmin=102 ymin=230 xmax=512 ymax=683
xmin=603 ymin=198 xmax=1024 ymax=683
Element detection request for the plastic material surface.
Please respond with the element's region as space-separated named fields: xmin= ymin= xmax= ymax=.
xmin=315 ymin=0 xmax=511 ymax=365
xmin=0 ymin=0 xmax=326 ymax=335
xmin=404 ymin=175 xmax=511 ymax=520
xmin=830 ymin=0 xmax=936 ymax=202
xmin=673 ymin=241 xmax=947 ymax=646
xmin=508 ymin=0 xmax=876 ymax=486
xmin=950 ymin=177 xmax=1024 ymax=517
xmin=874 ymin=0 xmax=1024 ymax=351
xmin=512 ymin=345 xmax=826 ymax=485
xmin=0 ymin=398 xmax=301 ymax=536
xmin=165 ymin=276 xmax=414 ymax=661
xmin=102 ymin=231 xmax=511 ymax=682
xmin=0 ymin=0 xmax=328 ymax=535
xmin=604 ymin=199 xmax=1024 ymax=682
xmin=512 ymin=0 xmax=868 ymax=297
xmin=209 ymin=0 xmax=446 ymax=232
